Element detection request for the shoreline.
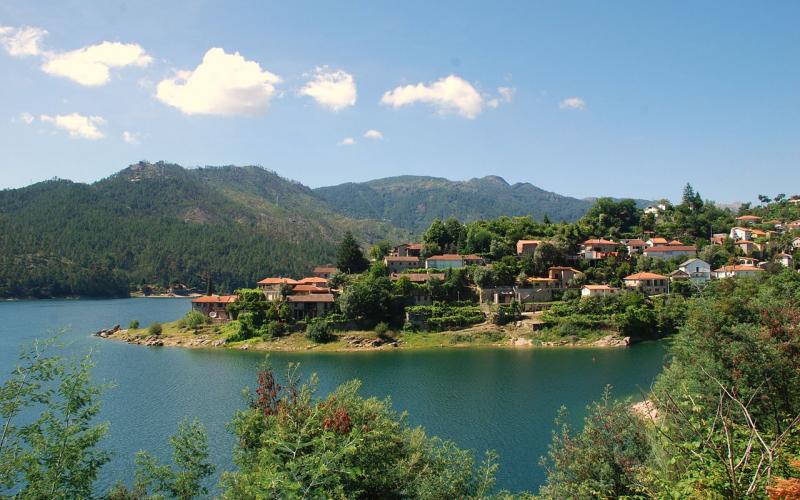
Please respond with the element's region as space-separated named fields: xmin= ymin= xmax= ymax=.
xmin=94 ymin=321 xmax=636 ymax=353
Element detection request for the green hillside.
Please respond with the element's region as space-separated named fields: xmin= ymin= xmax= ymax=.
xmin=0 ymin=162 xmax=409 ymax=298
xmin=313 ymin=175 xmax=598 ymax=232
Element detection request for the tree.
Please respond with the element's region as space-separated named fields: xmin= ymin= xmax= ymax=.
xmin=368 ymin=240 xmax=392 ymax=261
xmin=337 ymin=275 xmax=394 ymax=323
xmin=220 ymin=364 xmax=498 ymax=498
xmin=335 ymin=231 xmax=369 ymax=274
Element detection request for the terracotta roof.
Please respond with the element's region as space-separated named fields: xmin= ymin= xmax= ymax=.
xmin=668 ymin=240 xmax=684 ymax=245
xmin=649 ymin=237 xmax=668 ymax=244
xmin=313 ymin=266 xmax=337 ymax=273
xmin=390 ymin=272 xmax=445 ymax=282
xmin=669 ymin=270 xmax=690 ymax=278
xmin=191 ymin=294 xmax=237 ymax=304
xmin=291 ymin=284 xmax=330 ymax=293
xmin=714 ymin=265 xmax=764 ymax=272
xmin=287 ymin=293 xmax=335 ymax=303
xmin=297 ymin=277 xmax=328 ymax=284
xmin=407 ymin=243 xmax=424 ymax=250
xmin=644 ymin=245 xmax=696 ymax=253
xmin=736 ymin=215 xmax=762 ymax=221
xmin=626 ymin=239 xmax=647 ymax=246
xmin=527 ymin=277 xmax=559 ymax=282
xmin=583 ymin=239 xmax=616 ymax=245
xmin=426 ymin=254 xmax=483 ymax=261
xmin=385 ymin=256 xmax=421 ymax=262
xmin=624 ymin=272 xmax=668 ymax=280
xmin=549 ymin=266 xmax=581 ymax=272
xmin=582 ymin=284 xmax=618 ymax=290
xmin=517 ymin=239 xmax=541 ymax=245
xmin=257 ymin=277 xmax=299 ymax=285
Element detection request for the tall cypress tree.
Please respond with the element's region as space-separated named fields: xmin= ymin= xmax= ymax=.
xmin=336 ymin=231 xmax=369 ymax=274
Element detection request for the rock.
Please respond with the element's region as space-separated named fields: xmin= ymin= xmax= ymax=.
xmin=631 ymin=399 xmax=659 ymax=422
xmin=111 ymin=324 xmax=121 ymax=333
xmin=239 ymin=344 xmax=249 ymax=350
xmin=212 ymin=339 xmax=225 ymax=347
xmin=511 ymin=337 xmax=533 ymax=347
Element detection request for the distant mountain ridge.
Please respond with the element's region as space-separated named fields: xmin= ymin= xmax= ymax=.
xmin=314 ymin=175 xmax=617 ymax=232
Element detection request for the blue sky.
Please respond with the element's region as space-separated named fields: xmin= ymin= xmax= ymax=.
xmin=1 ymin=1 xmax=798 ymax=202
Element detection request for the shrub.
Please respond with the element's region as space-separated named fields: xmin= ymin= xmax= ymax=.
xmin=129 ymin=319 xmax=140 ymax=329
xmin=148 ymin=322 xmax=163 ymax=336
xmin=374 ymin=322 xmax=393 ymax=340
xmin=305 ymin=318 xmax=333 ymax=343
xmin=260 ymin=321 xmax=285 ymax=341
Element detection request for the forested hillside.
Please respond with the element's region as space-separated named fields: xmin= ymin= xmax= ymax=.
xmin=314 ymin=175 xmax=646 ymax=232
xmin=0 ymin=162 xmax=409 ymax=298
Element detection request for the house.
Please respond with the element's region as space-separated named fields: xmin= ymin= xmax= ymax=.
xmin=735 ymin=215 xmax=762 ymax=225
xmin=258 ymin=277 xmax=300 ymax=301
xmin=297 ymin=277 xmax=329 ymax=286
xmin=425 ymin=254 xmax=485 ymax=269
xmin=643 ymin=245 xmax=697 ymax=260
xmin=646 ymin=237 xmax=668 ymax=247
xmin=678 ymin=258 xmax=712 ymax=283
xmin=479 ymin=286 xmax=516 ymax=305
xmin=711 ymin=233 xmax=727 ymax=245
xmin=581 ymin=284 xmax=619 ymax=298
xmin=668 ymin=239 xmax=684 ymax=246
xmin=516 ymin=239 xmax=541 ymax=255
xmin=623 ymin=272 xmax=669 ymax=295
xmin=313 ymin=266 xmax=338 ymax=279
xmin=191 ymin=295 xmax=237 ymax=321
xmin=286 ymin=294 xmax=336 ymax=320
xmin=580 ymin=239 xmax=618 ymax=260
xmin=669 ymin=270 xmax=691 ymax=281
xmin=290 ymin=284 xmax=331 ymax=295
xmin=625 ymin=239 xmax=648 ymax=254
xmin=736 ymin=256 xmax=759 ymax=267
xmin=384 ymin=256 xmax=421 ymax=273
xmin=713 ymin=265 xmax=764 ymax=279
xmin=548 ymin=266 xmax=582 ymax=287
xmin=730 ymin=227 xmax=753 ymax=241
xmin=391 ymin=243 xmax=424 ymax=257
xmin=389 ymin=272 xmax=445 ymax=283
xmin=519 ymin=277 xmax=562 ymax=302
xmin=735 ymin=240 xmax=761 ymax=256
xmin=776 ymin=253 xmax=794 ymax=269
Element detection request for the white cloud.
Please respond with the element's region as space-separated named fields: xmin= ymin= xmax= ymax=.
xmin=381 ymin=75 xmax=484 ymax=119
xmin=498 ymin=86 xmax=515 ymax=103
xmin=299 ymin=67 xmax=356 ymax=111
xmin=338 ymin=137 xmax=356 ymax=146
xmin=122 ymin=131 xmax=141 ymax=144
xmin=19 ymin=112 xmax=35 ymax=124
xmin=41 ymin=41 xmax=152 ymax=86
xmin=40 ymin=113 xmax=105 ymax=139
xmin=0 ymin=26 xmax=47 ymax=57
xmin=363 ymin=129 xmax=383 ymax=140
xmin=156 ymin=48 xmax=281 ymax=116
xmin=559 ymin=97 xmax=586 ymax=110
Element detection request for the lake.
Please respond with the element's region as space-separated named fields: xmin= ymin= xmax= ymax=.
xmin=0 ymin=298 xmax=667 ymax=494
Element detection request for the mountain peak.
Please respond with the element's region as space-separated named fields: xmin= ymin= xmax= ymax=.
xmin=478 ymin=175 xmax=509 ymax=186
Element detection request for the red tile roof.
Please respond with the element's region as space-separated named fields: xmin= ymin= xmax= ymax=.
xmin=644 ymin=245 xmax=696 ymax=253
xmin=291 ymin=284 xmax=330 ymax=293
xmin=287 ymin=294 xmax=335 ymax=303
xmin=191 ymin=294 xmax=237 ymax=304
xmin=736 ymin=215 xmax=762 ymax=221
xmin=583 ymin=284 xmax=618 ymax=290
xmin=714 ymin=265 xmax=764 ymax=272
xmin=624 ymin=272 xmax=668 ymax=280
xmin=298 ymin=277 xmax=328 ymax=284
xmin=385 ymin=256 xmax=421 ymax=262
xmin=257 ymin=277 xmax=299 ymax=285
xmin=649 ymin=237 xmax=668 ymax=244
xmin=583 ymin=239 xmax=616 ymax=245
xmin=313 ymin=266 xmax=338 ymax=273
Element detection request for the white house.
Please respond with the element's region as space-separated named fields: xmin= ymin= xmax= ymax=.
xmin=581 ymin=284 xmax=619 ymax=298
xmin=580 ymin=239 xmax=618 ymax=260
xmin=776 ymin=253 xmax=794 ymax=269
xmin=713 ymin=265 xmax=765 ymax=279
xmin=678 ymin=258 xmax=711 ymax=283
xmin=384 ymin=256 xmax=421 ymax=273
xmin=623 ymin=272 xmax=669 ymax=295
xmin=730 ymin=227 xmax=753 ymax=241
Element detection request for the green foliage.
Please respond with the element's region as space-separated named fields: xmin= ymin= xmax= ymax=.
xmin=128 ymin=319 xmax=140 ymax=329
xmin=539 ymin=388 xmax=651 ymax=499
xmin=337 ymin=274 xmax=394 ymax=323
xmin=178 ymin=310 xmax=207 ymax=330
xmin=335 ymin=231 xmax=369 ymax=274
xmin=0 ymin=162 xmax=408 ymax=298
xmin=305 ymin=318 xmax=334 ymax=343
xmin=406 ymin=303 xmax=485 ymax=331
xmin=0 ymin=339 xmax=109 ymax=499
xmin=112 ymin=419 xmax=215 ymax=500
xmin=148 ymin=322 xmax=163 ymax=336
xmin=220 ymin=364 xmax=498 ymax=498
xmin=491 ymin=301 xmax=522 ymax=326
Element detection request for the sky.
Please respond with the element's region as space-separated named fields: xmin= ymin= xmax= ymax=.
xmin=0 ymin=1 xmax=798 ymax=203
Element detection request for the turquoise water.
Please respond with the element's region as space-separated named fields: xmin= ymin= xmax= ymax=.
xmin=0 ymin=298 xmax=667 ymax=494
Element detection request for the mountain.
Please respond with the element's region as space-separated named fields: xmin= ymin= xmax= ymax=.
xmin=0 ymin=162 xmax=409 ymax=298
xmin=313 ymin=175 xmax=596 ymax=232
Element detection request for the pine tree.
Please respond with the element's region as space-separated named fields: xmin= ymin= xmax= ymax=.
xmin=335 ymin=231 xmax=369 ymax=274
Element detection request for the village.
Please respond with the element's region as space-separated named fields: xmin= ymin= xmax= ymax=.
xmin=188 ymin=206 xmax=800 ymax=339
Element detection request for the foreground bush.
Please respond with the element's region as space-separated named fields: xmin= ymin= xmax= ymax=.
xmin=221 ymin=364 xmax=498 ymax=499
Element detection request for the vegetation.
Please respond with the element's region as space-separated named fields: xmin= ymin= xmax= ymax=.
xmin=220 ymin=363 xmax=499 ymax=499
xmin=0 ymin=162 xmax=408 ymax=298
xmin=540 ymin=269 xmax=800 ymax=498
xmin=405 ymin=303 xmax=485 ymax=331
